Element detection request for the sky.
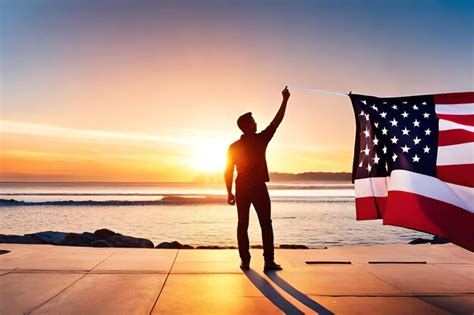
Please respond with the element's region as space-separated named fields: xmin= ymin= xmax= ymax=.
xmin=1 ymin=0 xmax=473 ymax=182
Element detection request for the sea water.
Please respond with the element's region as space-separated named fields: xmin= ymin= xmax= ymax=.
xmin=0 ymin=182 xmax=428 ymax=247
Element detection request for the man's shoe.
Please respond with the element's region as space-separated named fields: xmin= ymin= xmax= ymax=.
xmin=264 ymin=261 xmax=282 ymax=271
xmin=240 ymin=260 xmax=250 ymax=270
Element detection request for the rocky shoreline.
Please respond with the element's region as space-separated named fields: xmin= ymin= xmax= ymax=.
xmin=0 ymin=229 xmax=311 ymax=249
xmin=0 ymin=229 xmax=448 ymax=249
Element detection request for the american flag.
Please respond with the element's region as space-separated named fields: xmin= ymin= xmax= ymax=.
xmin=349 ymin=92 xmax=474 ymax=251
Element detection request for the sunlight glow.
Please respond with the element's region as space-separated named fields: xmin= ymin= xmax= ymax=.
xmin=191 ymin=141 xmax=227 ymax=173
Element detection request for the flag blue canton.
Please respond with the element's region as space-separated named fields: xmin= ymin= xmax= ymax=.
xmin=350 ymin=94 xmax=439 ymax=180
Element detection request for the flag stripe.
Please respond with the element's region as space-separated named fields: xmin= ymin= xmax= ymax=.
xmin=383 ymin=191 xmax=474 ymax=251
xmin=434 ymin=92 xmax=474 ymax=104
xmin=437 ymin=164 xmax=474 ymax=187
xmin=435 ymin=103 xmax=474 ymax=115
xmin=438 ymin=129 xmax=474 ymax=146
xmin=355 ymin=170 xmax=474 ymax=212
xmin=437 ymin=142 xmax=474 ymax=166
xmin=439 ymin=119 xmax=474 ymax=132
xmin=354 ymin=177 xmax=388 ymax=197
xmin=436 ymin=114 xmax=474 ymax=126
xmin=355 ymin=197 xmax=386 ymax=220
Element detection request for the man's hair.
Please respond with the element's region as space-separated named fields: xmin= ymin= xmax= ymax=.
xmin=237 ymin=112 xmax=253 ymax=132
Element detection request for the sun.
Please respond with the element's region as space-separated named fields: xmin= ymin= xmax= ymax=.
xmin=191 ymin=141 xmax=227 ymax=173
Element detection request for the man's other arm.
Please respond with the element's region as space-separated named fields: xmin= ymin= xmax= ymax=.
xmin=224 ymin=147 xmax=235 ymax=205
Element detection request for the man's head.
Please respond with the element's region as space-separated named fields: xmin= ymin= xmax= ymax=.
xmin=237 ymin=112 xmax=257 ymax=134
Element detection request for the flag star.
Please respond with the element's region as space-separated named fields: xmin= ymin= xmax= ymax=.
xmin=413 ymin=136 xmax=421 ymax=145
xmin=371 ymin=104 xmax=378 ymax=111
xmin=361 ymin=144 xmax=370 ymax=156
xmin=412 ymin=154 xmax=420 ymax=163
xmin=392 ymin=104 xmax=398 ymax=110
xmin=383 ymin=101 xmax=387 ymax=104
xmin=423 ymin=113 xmax=430 ymax=118
xmin=365 ymin=113 xmax=370 ymax=121
xmin=363 ymin=126 xmax=370 ymax=138
xmin=380 ymin=112 xmax=387 ymax=118
xmin=401 ymin=145 xmax=410 ymax=153
xmin=359 ymin=110 xmax=365 ymax=116
xmin=374 ymin=122 xmax=379 ymax=128
xmin=361 ymin=100 xmax=367 ymax=104
xmin=423 ymin=145 xmax=430 ymax=153
xmin=422 ymin=101 xmax=427 ymax=105
xmin=402 ymin=127 xmax=410 ymax=135
xmin=402 ymin=101 xmax=408 ymax=104
xmin=359 ymin=161 xmax=363 ymax=167
xmin=412 ymin=105 xmax=419 ymax=110
xmin=392 ymin=153 xmax=398 ymax=162
xmin=385 ymin=162 xmax=389 ymax=171
xmin=413 ymin=119 xmax=420 ymax=127
xmin=425 ymin=128 xmax=431 ymax=135
xmin=401 ymin=111 xmax=409 ymax=118
xmin=373 ymin=153 xmax=380 ymax=164
xmin=390 ymin=118 xmax=398 ymax=127
xmin=390 ymin=135 xmax=399 ymax=144
xmin=373 ymin=136 xmax=379 ymax=146
xmin=367 ymin=164 xmax=372 ymax=172
xmin=382 ymin=146 xmax=388 ymax=154
xmin=381 ymin=127 xmax=388 ymax=135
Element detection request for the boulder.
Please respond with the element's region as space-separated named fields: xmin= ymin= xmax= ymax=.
xmin=62 ymin=232 xmax=97 ymax=246
xmin=156 ymin=241 xmax=194 ymax=249
xmin=27 ymin=231 xmax=68 ymax=245
xmin=94 ymin=228 xmax=116 ymax=238
xmin=196 ymin=245 xmax=223 ymax=249
xmin=431 ymin=236 xmax=450 ymax=244
xmin=409 ymin=238 xmax=431 ymax=245
xmin=105 ymin=234 xmax=154 ymax=248
xmin=0 ymin=234 xmax=47 ymax=244
xmin=92 ymin=240 xmax=112 ymax=247
xmin=279 ymin=244 xmax=309 ymax=249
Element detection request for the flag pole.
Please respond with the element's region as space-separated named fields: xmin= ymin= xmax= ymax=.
xmin=289 ymin=86 xmax=349 ymax=97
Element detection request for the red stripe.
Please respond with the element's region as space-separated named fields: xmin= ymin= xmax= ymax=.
xmin=383 ymin=191 xmax=474 ymax=252
xmin=435 ymin=92 xmax=474 ymax=104
xmin=439 ymin=129 xmax=474 ymax=146
xmin=355 ymin=196 xmax=387 ymax=220
xmin=437 ymin=164 xmax=474 ymax=187
xmin=437 ymin=114 xmax=474 ymax=126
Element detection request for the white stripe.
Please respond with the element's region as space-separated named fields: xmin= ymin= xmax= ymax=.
xmin=437 ymin=143 xmax=474 ymax=166
xmin=355 ymin=177 xmax=388 ymax=198
xmin=388 ymin=170 xmax=474 ymax=213
xmin=439 ymin=119 xmax=474 ymax=132
xmin=436 ymin=103 xmax=474 ymax=115
xmin=356 ymin=170 xmax=474 ymax=212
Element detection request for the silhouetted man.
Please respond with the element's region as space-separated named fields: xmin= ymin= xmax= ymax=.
xmin=225 ymin=86 xmax=290 ymax=271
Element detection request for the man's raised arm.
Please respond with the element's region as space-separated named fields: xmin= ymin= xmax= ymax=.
xmin=270 ymin=86 xmax=291 ymax=128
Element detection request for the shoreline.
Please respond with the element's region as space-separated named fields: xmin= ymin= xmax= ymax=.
xmin=0 ymin=228 xmax=448 ymax=250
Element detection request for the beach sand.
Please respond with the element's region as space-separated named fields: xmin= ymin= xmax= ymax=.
xmin=1 ymin=243 xmax=473 ymax=314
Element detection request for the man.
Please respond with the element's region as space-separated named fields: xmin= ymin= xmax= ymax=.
xmin=225 ymin=86 xmax=290 ymax=271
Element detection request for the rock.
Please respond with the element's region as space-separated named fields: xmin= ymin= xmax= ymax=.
xmin=196 ymin=245 xmax=223 ymax=249
xmin=0 ymin=234 xmax=47 ymax=244
xmin=92 ymin=240 xmax=112 ymax=247
xmin=105 ymin=234 xmax=154 ymax=248
xmin=94 ymin=228 xmax=116 ymax=238
xmin=27 ymin=231 xmax=68 ymax=245
xmin=250 ymin=245 xmax=263 ymax=249
xmin=409 ymin=238 xmax=431 ymax=245
xmin=156 ymin=241 xmax=194 ymax=249
xmin=279 ymin=244 xmax=309 ymax=249
xmin=62 ymin=233 xmax=97 ymax=246
xmin=0 ymin=250 xmax=10 ymax=255
xmin=431 ymin=235 xmax=450 ymax=244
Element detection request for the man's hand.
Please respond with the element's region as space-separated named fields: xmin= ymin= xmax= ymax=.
xmin=282 ymin=86 xmax=290 ymax=101
xmin=227 ymin=193 xmax=236 ymax=206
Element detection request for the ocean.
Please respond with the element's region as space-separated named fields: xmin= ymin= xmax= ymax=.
xmin=0 ymin=182 xmax=428 ymax=247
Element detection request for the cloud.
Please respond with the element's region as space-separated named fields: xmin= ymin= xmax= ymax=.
xmin=0 ymin=120 xmax=195 ymax=146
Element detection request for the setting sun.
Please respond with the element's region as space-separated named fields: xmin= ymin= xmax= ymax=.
xmin=191 ymin=141 xmax=228 ymax=173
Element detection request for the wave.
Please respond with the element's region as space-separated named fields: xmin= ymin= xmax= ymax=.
xmin=0 ymin=196 xmax=227 ymax=206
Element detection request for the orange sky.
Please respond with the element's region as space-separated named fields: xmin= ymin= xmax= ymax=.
xmin=1 ymin=1 xmax=472 ymax=182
